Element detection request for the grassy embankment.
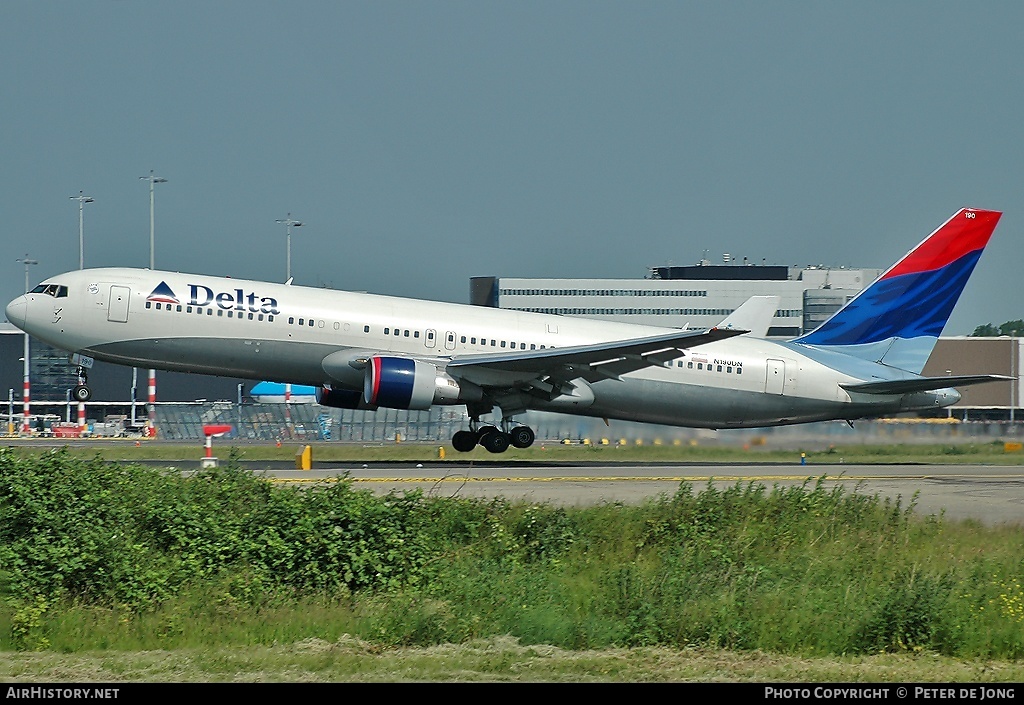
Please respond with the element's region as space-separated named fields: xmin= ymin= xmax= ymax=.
xmin=0 ymin=447 xmax=1021 ymax=681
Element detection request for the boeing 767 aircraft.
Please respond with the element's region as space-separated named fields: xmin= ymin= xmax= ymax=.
xmin=4 ymin=208 xmax=1009 ymax=453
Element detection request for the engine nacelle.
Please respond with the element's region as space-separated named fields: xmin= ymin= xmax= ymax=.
xmin=363 ymin=356 xmax=481 ymax=410
xmin=316 ymin=386 xmax=378 ymax=410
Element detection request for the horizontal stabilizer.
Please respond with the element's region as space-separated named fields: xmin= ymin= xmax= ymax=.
xmin=840 ymin=374 xmax=1014 ymax=395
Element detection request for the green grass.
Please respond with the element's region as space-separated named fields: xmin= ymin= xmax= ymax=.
xmin=0 ymin=448 xmax=1022 ymax=681
xmin=9 ymin=438 xmax=1024 ymax=465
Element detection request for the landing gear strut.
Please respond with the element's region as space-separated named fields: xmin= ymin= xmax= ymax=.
xmin=72 ymin=365 xmax=92 ymax=403
xmin=451 ymin=414 xmax=536 ymax=454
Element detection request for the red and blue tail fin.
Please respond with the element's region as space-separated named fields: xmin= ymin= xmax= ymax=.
xmin=793 ymin=208 xmax=1001 ymax=373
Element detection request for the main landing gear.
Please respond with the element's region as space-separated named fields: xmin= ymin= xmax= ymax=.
xmin=71 ymin=365 xmax=92 ymax=403
xmin=451 ymin=419 xmax=536 ymax=454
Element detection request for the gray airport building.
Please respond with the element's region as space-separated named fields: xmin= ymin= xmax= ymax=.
xmin=471 ymin=263 xmax=883 ymax=337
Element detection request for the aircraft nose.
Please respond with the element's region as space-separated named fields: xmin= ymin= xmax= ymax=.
xmin=5 ymin=297 xmax=26 ymax=329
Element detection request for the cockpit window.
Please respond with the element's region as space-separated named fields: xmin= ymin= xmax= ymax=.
xmin=30 ymin=284 xmax=68 ymax=298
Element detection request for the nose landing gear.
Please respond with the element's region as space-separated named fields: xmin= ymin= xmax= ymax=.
xmin=72 ymin=365 xmax=92 ymax=402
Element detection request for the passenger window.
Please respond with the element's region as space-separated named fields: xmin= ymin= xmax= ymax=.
xmin=727 ymin=366 xmax=732 ymax=373
xmin=309 ymin=319 xmax=314 ymax=326
xmin=717 ymin=365 xmax=723 ymax=372
xmin=697 ymin=363 xmax=703 ymax=370
xmin=687 ymin=361 xmax=693 ymax=369
xmin=299 ymin=318 xmax=305 ymax=326
xmin=384 ymin=327 xmax=389 ymax=335
xmin=737 ymin=368 xmax=742 ymax=375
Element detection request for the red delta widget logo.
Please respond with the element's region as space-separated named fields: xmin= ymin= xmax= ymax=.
xmin=146 ymin=281 xmax=280 ymax=314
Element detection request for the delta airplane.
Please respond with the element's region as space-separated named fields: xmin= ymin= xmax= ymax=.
xmin=4 ymin=208 xmax=1010 ymax=453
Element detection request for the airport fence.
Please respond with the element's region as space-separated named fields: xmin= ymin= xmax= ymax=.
xmin=3 ymin=401 xmax=1023 ymax=446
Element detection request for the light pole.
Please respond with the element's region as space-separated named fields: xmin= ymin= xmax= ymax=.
xmin=276 ymin=213 xmax=302 ymax=415
xmin=140 ymin=171 xmax=167 ymax=270
xmin=140 ymin=171 xmax=167 ymax=437
xmin=70 ymin=191 xmax=93 ymax=432
xmin=16 ymin=255 xmax=37 ymax=434
xmin=69 ymin=191 xmax=94 ymax=269
xmin=276 ymin=213 xmax=303 ymax=282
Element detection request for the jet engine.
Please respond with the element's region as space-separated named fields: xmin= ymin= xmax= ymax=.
xmin=363 ymin=356 xmax=482 ymax=410
xmin=315 ymin=386 xmax=378 ymax=410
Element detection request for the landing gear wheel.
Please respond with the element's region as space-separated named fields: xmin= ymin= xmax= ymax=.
xmin=72 ymin=384 xmax=92 ymax=403
xmin=452 ymin=430 xmax=478 ymax=453
xmin=480 ymin=430 xmax=510 ymax=454
xmin=509 ymin=426 xmax=535 ymax=449
xmin=476 ymin=425 xmax=498 ymax=442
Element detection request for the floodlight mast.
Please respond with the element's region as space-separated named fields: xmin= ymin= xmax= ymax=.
xmin=275 ymin=213 xmax=303 ymax=414
xmin=15 ymin=255 xmax=37 ymax=434
xmin=139 ymin=171 xmax=167 ymax=437
xmin=139 ymin=171 xmax=167 ymax=270
xmin=276 ymin=213 xmax=303 ymax=281
xmin=69 ymin=191 xmax=94 ymax=270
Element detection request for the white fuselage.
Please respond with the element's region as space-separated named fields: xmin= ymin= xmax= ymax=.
xmin=5 ymin=268 xmax=957 ymax=429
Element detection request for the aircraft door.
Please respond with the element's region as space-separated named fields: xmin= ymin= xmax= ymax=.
xmin=425 ymin=329 xmax=437 ymax=349
xmin=765 ymin=358 xmax=785 ymax=395
xmin=108 ymin=286 xmax=130 ymax=323
xmin=444 ymin=331 xmax=457 ymax=351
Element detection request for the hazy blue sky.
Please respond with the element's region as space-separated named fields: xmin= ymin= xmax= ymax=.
xmin=2 ymin=1 xmax=1021 ymax=335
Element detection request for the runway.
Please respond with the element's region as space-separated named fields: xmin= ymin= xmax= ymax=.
xmin=263 ymin=462 xmax=1024 ymax=527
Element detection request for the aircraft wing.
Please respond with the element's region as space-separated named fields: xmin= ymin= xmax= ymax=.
xmin=841 ymin=374 xmax=1014 ymax=395
xmin=446 ymin=327 xmax=747 ymax=389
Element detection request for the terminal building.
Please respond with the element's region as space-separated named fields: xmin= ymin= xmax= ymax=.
xmin=471 ymin=262 xmax=882 ymax=338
